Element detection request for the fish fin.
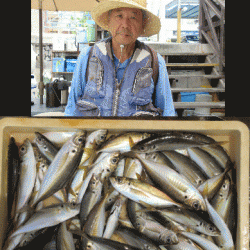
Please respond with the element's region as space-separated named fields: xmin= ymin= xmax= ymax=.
xmin=131 ymin=188 xmax=150 ymax=199
xmin=83 ymin=147 xmax=94 ymax=156
xmin=16 ymin=204 xmax=34 ymax=214
xmin=128 ymin=136 xmax=135 ymax=149
xmin=68 ymin=187 xmax=77 ymax=197
xmin=137 ymin=200 xmax=153 ymax=209
xmin=200 ymin=141 xmax=229 ymax=148
xmin=135 ymin=173 xmax=142 ymax=180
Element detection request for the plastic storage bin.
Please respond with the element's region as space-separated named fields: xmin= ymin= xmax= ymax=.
xmin=66 ymin=59 xmax=77 ymax=72
xmin=52 ymin=58 xmax=65 ymax=72
xmin=180 ymin=92 xmax=209 ymax=102
xmin=0 ymin=118 xmax=249 ymax=250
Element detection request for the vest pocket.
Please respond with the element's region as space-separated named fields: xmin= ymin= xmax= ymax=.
xmin=85 ymin=56 xmax=105 ymax=98
xmin=130 ymin=67 xmax=153 ymax=106
xmin=75 ymin=99 xmax=100 ymax=116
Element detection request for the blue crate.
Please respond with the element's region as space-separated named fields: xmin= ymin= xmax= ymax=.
xmin=181 ymin=92 xmax=209 ymax=102
xmin=66 ymin=59 xmax=77 ymax=72
xmin=52 ymin=58 xmax=65 ymax=72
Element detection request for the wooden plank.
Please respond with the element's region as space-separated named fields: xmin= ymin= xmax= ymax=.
xmin=171 ymin=88 xmax=225 ymax=93
xmin=166 ymin=63 xmax=219 ymax=67
xmin=174 ymin=102 xmax=225 ymax=109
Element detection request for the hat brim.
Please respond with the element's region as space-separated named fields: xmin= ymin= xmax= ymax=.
xmin=91 ymin=0 xmax=161 ymax=37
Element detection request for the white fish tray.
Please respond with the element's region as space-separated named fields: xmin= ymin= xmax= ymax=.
xmin=0 ymin=117 xmax=249 ymax=249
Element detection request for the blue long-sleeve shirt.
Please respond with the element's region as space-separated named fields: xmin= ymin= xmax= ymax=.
xmin=65 ymin=45 xmax=175 ymax=116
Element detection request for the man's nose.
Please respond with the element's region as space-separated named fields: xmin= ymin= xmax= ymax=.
xmin=121 ymin=17 xmax=130 ymax=29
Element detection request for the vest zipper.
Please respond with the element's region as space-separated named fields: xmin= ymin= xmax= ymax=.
xmin=112 ymin=79 xmax=121 ymax=116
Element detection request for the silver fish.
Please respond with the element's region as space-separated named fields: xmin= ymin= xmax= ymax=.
xmin=31 ymin=131 xmax=86 ymax=207
xmin=102 ymin=195 xmax=127 ymax=239
xmin=131 ymin=131 xmax=216 ymax=153
xmin=205 ymin=198 xmax=234 ymax=249
xmin=34 ymin=132 xmax=59 ymax=162
xmin=110 ymin=176 xmax=181 ymax=208
xmin=127 ymin=200 xmax=179 ymax=245
xmin=166 ymin=235 xmax=201 ymax=250
xmin=98 ymin=132 xmax=152 ymax=153
xmin=11 ymin=203 xmax=80 ymax=238
xmin=82 ymin=192 xmax=110 ymax=237
xmin=40 ymin=131 xmax=78 ymax=147
xmin=150 ymin=206 xmax=220 ymax=236
xmin=56 ymin=221 xmax=75 ymax=250
xmin=80 ymin=173 xmax=103 ymax=227
xmin=187 ymin=147 xmax=224 ymax=178
xmin=211 ymin=176 xmax=233 ymax=222
xmin=16 ymin=139 xmax=36 ymax=214
xmin=114 ymin=228 xmax=162 ymax=250
xmin=79 ymin=129 xmax=108 ymax=166
xmin=76 ymin=152 xmax=120 ymax=204
xmin=134 ymin=153 xmax=207 ymax=212
xmin=80 ymin=232 xmax=142 ymax=250
xmin=180 ymin=231 xmax=220 ymax=250
xmin=162 ymin=150 xmax=207 ymax=187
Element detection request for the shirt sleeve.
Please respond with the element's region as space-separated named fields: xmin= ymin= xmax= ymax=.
xmin=154 ymin=53 xmax=176 ymax=116
xmin=64 ymin=46 xmax=92 ymax=116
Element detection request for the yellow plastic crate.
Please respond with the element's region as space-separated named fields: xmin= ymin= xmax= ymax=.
xmin=0 ymin=117 xmax=249 ymax=249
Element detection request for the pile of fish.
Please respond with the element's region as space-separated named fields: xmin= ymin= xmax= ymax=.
xmin=4 ymin=129 xmax=236 ymax=250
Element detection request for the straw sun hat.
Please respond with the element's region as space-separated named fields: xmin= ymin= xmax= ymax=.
xmin=91 ymin=0 xmax=161 ymax=37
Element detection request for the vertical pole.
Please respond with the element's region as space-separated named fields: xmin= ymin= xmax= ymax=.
xmin=38 ymin=0 xmax=44 ymax=104
xmin=177 ymin=0 xmax=181 ymax=43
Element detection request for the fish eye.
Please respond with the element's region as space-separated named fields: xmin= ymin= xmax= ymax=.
xmin=106 ymin=168 xmax=110 ymax=172
xmin=86 ymin=243 xmax=92 ymax=249
xmin=116 ymin=177 xmax=123 ymax=184
xmin=192 ymin=201 xmax=200 ymax=210
xmin=166 ymin=237 xmax=172 ymax=244
xmin=112 ymin=158 xmax=118 ymax=164
xmin=43 ymin=145 xmax=47 ymax=149
xmin=71 ymin=149 xmax=76 ymax=153
xmin=139 ymin=146 xmax=145 ymax=151
xmin=20 ymin=146 xmax=26 ymax=152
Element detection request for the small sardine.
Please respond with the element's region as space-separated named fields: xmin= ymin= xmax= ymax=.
xmin=131 ymin=131 xmax=216 ymax=153
xmin=98 ymin=132 xmax=152 ymax=153
xmin=205 ymin=198 xmax=234 ymax=249
xmin=34 ymin=132 xmax=59 ymax=162
xmin=102 ymin=195 xmax=127 ymax=239
xmin=134 ymin=153 xmax=207 ymax=212
xmin=110 ymin=176 xmax=181 ymax=208
xmin=127 ymin=200 xmax=179 ymax=245
xmin=187 ymin=147 xmax=224 ymax=178
xmin=151 ymin=206 xmax=220 ymax=236
xmin=162 ymin=150 xmax=207 ymax=187
xmin=31 ymin=131 xmax=86 ymax=207
xmin=82 ymin=192 xmax=110 ymax=237
xmin=80 ymin=173 xmax=103 ymax=227
xmin=115 ymin=227 xmax=162 ymax=250
xmin=76 ymin=152 xmax=120 ymax=204
xmin=180 ymin=231 xmax=220 ymax=250
xmin=79 ymin=129 xmax=108 ymax=166
xmin=56 ymin=221 xmax=75 ymax=250
xmin=11 ymin=203 xmax=80 ymax=238
xmin=80 ymin=232 xmax=142 ymax=250
xmin=16 ymin=139 xmax=36 ymax=214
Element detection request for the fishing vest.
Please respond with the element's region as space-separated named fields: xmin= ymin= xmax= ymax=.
xmin=74 ymin=37 xmax=162 ymax=117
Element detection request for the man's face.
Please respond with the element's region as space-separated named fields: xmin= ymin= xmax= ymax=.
xmin=108 ymin=8 xmax=144 ymax=46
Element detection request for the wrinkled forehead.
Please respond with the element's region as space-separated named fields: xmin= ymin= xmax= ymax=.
xmin=110 ymin=7 xmax=143 ymax=16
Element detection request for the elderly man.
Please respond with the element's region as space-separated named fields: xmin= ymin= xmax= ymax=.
xmin=65 ymin=0 xmax=175 ymax=116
